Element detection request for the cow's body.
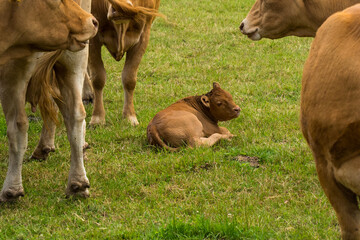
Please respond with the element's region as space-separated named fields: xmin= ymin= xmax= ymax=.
xmin=301 ymin=4 xmax=360 ymax=238
xmin=0 ymin=0 xmax=98 ymax=202
xmin=240 ymin=0 xmax=360 ymax=40
xmin=147 ymin=83 xmax=240 ymax=151
xmin=88 ymin=0 xmax=161 ymax=126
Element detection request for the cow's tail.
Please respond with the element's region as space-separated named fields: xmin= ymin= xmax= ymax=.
xmin=26 ymin=50 xmax=63 ymax=126
xmin=107 ymin=0 xmax=166 ymax=22
xmin=147 ymin=123 xmax=179 ymax=152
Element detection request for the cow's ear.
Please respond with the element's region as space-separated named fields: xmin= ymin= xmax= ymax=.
xmin=213 ymin=82 xmax=220 ymax=89
xmin=201 ymin=95 xmax=210 ymax=108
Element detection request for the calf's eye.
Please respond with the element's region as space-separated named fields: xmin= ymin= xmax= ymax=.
xmin=217 ymin=102 xmax=222 ymax=106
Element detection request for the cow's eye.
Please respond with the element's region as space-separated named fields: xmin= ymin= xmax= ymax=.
xmin=217 ymin=102 xmax=222 ymax=106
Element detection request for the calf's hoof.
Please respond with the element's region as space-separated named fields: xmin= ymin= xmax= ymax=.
xmin=0 ymin=187 xmax=25 ymax=202
xmin=66 ymin=180 xmax=90 ymax=198
xmin=31 ymin=146 xmax=55 ymax=160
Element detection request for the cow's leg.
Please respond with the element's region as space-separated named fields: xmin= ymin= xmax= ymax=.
xmin=89 ymin=36 xmax=106 ymax=126
xmin=0 ymin=88 xmax=28 ymax=202
xmin=54 ymin=48 xmax=90 ymax=198
xmin=82 ymin=71 xmax=94 ymax=105
xmin=315 ymin=156 xmax=360 ymax=239
xmin=31 ymin=109 xmax=57 ymax=160
xmin=0 ymin=55 xmax=41 ymax=202
xmin=121 ymin=27 xmax=152 ymax=126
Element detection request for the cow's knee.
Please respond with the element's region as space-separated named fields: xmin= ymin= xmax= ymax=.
xmin=334 ymin=156 xmax=360 ymax=196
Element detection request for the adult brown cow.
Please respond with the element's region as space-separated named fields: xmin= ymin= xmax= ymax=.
xmin=0 ymin=0 xmax=98 ymax=202
xmin=88 ymin=0 xmax=162 ymax=126
xmin=27 ymin=0 xmax=162 ymax=162
xmin=147 ymin=83 xmax=240 ymax=151
xmin=240 ymin=0 xmax=360 ymax=40
xmin=301 ymin=4 xmax=360 ymax=239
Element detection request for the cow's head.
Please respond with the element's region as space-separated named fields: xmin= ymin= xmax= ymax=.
xmin=201 ymin=83 xmax=241 ymax=121
xmin=239 ymin=0 xmax=318 ymax=40
xmin=17 ymin=0 xmax=98 ymax=52
xmin=104 ymin=0 xmax=163 ymax=61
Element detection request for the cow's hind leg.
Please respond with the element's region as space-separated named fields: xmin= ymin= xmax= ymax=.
xmin=31 ymin=111 xmax=57 ymax=160
xmin=55 ymin=49 xmax=90 ymax=198
xmin=82 ymin=71 xmax=94 ymax=105
xmin=89 ymin=36 xmax=106 ymax=126
xmin=315 ymin=155 xmax=360 ymax=239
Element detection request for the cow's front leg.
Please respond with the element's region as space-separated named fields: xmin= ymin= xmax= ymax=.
xmin=0 ymin=96 xmax=28 ymax=202
xmin=31 ymin=110 xmax=57 ymax=160
xmin=0 ymin=55 xmax=40 ymax=201
xmin=121 ymin=27 xmax=151 ymax=126
xmin=55 ymin=49 xmax=90 ymax=198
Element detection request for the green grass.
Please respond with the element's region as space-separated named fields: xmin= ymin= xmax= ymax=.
xmin=0 ymin=0 xmax=340 ymax=239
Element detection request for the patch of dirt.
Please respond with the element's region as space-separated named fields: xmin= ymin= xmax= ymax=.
xmin=234 ymin=155 xmax=261 ymax=168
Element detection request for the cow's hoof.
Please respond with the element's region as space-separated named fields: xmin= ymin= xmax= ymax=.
xmin=89 ymin=116 xmax=105 ymax=126
xmin=0 ymin=187 xmax=24 ymax=202
xmin=127 ymin=116 xmax=139 ymax=126
xmin=31 ymin=146 xmax=55 ymax=160
xmin=83 ymin=142 xmax=90 ymax=151
xmin=82 ymin=97 xmax=93 ymax=105
xmin=66 ymin=180 xmax=90 ymax=198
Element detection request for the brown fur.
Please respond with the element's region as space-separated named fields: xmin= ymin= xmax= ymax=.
xmin=87 ymin=0 xmax=163 ymax=126
xmin=0 ymin=0 xmax=98 ymax=64
xmin=147 ymin=83 xmax=241 ymax=151
xmin=26 ymin=50 xmax=63 ymax=126
xmin=301 ymin=4 xmax=360 ymax=239
xmin=0 ymin=0 xmax=97 ymax=202
xmin=240 ymin=0 xmax=360 ymax=40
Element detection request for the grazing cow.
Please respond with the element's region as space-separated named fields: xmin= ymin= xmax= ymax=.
xmin=301 ymin=4 xmax=360 ymax=238
xmin=88 ymin=0 xmax=162 ymax=126
xmin=0 ymin=0 xmax=98 ymax=202
xmin=240 ymin=0 xmax=360 ymax=40
xmin=147 ymin=83 xmax=241 ymax=151
xmin=27 ymin=0 xmax=162 ymax=162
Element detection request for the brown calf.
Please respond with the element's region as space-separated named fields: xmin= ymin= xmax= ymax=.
xmin=301 ymin=4 xmax=360 ymax=239
xmin=147 ymin=83 xmax=241 ymax=151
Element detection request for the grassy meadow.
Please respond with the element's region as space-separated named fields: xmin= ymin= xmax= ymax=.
xmin=0 ymin=0 xmax=340 ymax=239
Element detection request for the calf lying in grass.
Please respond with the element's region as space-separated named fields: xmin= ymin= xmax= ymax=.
xmin=147 ymin=82 xmax=240 ymax=151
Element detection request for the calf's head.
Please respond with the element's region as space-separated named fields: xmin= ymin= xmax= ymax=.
xmin=201 ymin=82 xmax=241 ymax=121
xmin=239 ymin=0 xmax=317 ymax=40
xmin=18 ymin=0 xmax=98 ymax=52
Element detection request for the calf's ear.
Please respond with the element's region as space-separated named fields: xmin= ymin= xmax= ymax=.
xmin=213 ymin=82 xmax=221 ymax=89
xmin=201 ymin=95 xmax=210 ymax=108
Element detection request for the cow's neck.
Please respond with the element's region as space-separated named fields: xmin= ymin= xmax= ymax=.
xmin=305 ymin=0 xmax=359 ymax=27
xmin=184 ymin=96 xmax=218 ymax=124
